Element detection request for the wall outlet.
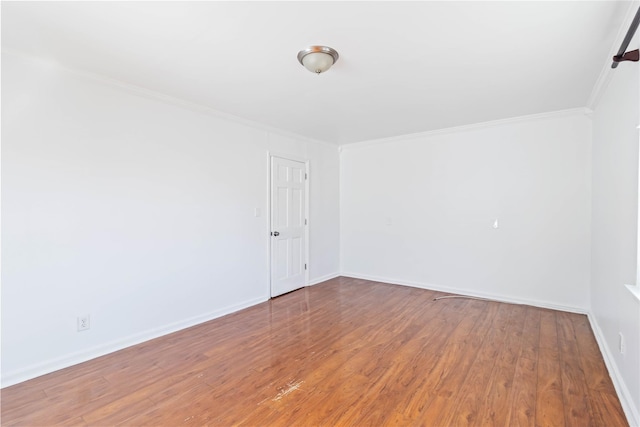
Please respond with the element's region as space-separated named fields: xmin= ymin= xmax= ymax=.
xmin=619 ymin=332 xmax=625 ymax=354
xmin=77 ymin=315 xmax=90 ymax=332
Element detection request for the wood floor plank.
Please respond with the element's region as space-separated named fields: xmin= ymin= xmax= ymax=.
xmin=556 ymin=311 xmax=597 ymax=427
xmin=521 ymin=306 xmax=542 ymax=361
xmin=569 ymin=314 xmax=616 ymax=394
xmin=121 ymin=383 xmax=216 ymax=426
xmin=440 ymin=326 xmax=506 ymax=426
xmin=418 ymin=301 xmax=497 ymax=423
xmin=477 ymin=355 xmax=520 ymax=426
xmin=508 ymin=355 xmax=538 ymax=427
xmin=0 ymin=278 xmax=628 ymax=426
xmin=536 ymin=311 xmax=566 ymax=427
xmin=590 ymin=390 xmax=629 ymax=427
xmin=472 ymin=304 xmax=526 ymax=427
xmin=503 ymin=306 xmax=542 ymax=427
xmin=81 ymin=393 xmax=157 ymax=425
xmin=392 ymin=301 xmax=475 ymax=419
xmin=568 ymin=314 xmax=628 ymax=426
xmin=0 ymin=388 xmax=47 ymax=418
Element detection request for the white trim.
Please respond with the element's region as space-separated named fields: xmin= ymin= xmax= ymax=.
xmin=341 ymin=108 xmax=590 ymax=151
xmin=267 ymin=150 xmax=308 ymax=165
xmin=1 ymin=49 xmax=336 ymax=149
xmin=587 ymin=1 xmax=640 ymax=110
xmin=341 ymin=272 xmax=588 ymax=314
xmin=268 ymin=153 xmax=274 ymax=297
xmin=0 ymin=296 xmax=268 ymax=388
xmin=307 ymin=272 xmax=340 ymax=287
xmin=305 ymin=160 xmax=311 ymax=288
xmin=626 ymin=284 xmax=640 ymax=302
xmin=588 ymin=313 xmax=640 ymax=427
xmin=637 ymin=120 xmax=640 ymax=290
xmin=266 ymin=150 xmax=274 ymax=298
xmin=586 ymin=61 xmax=613 ymax=110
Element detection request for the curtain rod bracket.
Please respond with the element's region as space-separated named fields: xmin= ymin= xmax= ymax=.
xmin=612 ymin=49 xmax=639 ymax=64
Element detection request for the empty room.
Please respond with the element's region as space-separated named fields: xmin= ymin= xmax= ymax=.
xmin=2 ymin=1 xmax=640 ymax=426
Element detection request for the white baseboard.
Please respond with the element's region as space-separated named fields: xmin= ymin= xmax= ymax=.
xmin=341 ymin=272 xmax=588 ymax=314
xmin=307 ymin=272 xmax=340 ymax=286
xmin=588 ymin=314 xmax=640 ymax=427
xmin=1 ymin=296 xmax=268 ymax=388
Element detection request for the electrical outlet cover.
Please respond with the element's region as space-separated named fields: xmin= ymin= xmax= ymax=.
xmin=78 ymin=315 xmax=90 ymax=331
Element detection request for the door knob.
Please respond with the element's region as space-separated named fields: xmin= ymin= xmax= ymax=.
xmin=272 ymin=231 xmax=280 ymax=236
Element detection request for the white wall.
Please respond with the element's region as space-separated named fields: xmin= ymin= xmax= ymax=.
xmin=1 ymin=52 xmax=340 ymax=386
xmin=341 ymin=111 xmax=592 ymax=311
xmin=590 ymin=34 xmax=640 ymax=424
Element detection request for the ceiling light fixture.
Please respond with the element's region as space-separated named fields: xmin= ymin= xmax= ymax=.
xmin=297 ymin=46 xmax=339 ymax=74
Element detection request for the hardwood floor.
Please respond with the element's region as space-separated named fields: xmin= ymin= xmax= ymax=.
xmin=1 ymin=277 xmax=628 ymax=426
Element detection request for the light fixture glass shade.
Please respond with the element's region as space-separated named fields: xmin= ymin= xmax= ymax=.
xmin=302 ymin=52 xmax=334 ymax=74
xmin=297 ymin=46 xmax=339 ymax=74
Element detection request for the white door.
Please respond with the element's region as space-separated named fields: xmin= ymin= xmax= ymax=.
xmin=270 ymin=156 xmax=307 ymax=297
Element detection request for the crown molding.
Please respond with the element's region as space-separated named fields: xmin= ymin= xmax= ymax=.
xmin=1 ymin=48 xmax=336 ymax=149
xmin=341 ymin=107 xmax=591 ymax=151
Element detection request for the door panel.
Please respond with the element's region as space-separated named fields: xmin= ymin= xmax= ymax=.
xmin=270 ymin=156 xmax=306 ymax=297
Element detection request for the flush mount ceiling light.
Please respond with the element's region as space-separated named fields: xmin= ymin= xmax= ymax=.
xmin=297 ymin=46 xmax=339 ymax=74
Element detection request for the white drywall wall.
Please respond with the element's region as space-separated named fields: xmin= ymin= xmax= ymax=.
xmin=590 ymin=34 xmax=640 ymax=424
xmin=1 ymin=52 xmax=340 ymax=385
xmin=341 ymin=111 xmax=592 ymax=311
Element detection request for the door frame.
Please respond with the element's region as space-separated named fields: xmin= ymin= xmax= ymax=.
xmin=267 ymin=152 xmax=310 ymax=298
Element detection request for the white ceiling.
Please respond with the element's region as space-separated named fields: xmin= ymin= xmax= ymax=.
xmin=1 ymin=1 xmax=632 ymax=144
